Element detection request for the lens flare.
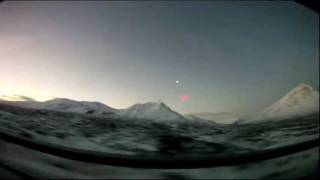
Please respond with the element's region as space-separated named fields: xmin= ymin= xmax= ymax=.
xmin=179 ymin=95 xmax=189 ymax=102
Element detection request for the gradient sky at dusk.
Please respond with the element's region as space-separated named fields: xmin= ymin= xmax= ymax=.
xmin=0 ymin=1 xmax=319 ymax=114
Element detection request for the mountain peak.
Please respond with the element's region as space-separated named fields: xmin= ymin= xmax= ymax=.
xmin=46 ymin=97 xmax=75 ymax=102
xmin=240 ymin=83 xmax=319 ymax=123
xmin=131 ymin=101 xmax=169 ymax=109
xmin=144 ymin=101 xmax=166 ymax=107
xmin=118 ymin=101 xmax=184 ymax=121
xmin=292 ymin=83 xmax=315 ymax=92
xmin=284 ymin=84 xmax=318 ymax=102
xmin=42 ymin=97 xmax=116 ymax=114
xmin=259 ymin=83 xmax=319 ymax=120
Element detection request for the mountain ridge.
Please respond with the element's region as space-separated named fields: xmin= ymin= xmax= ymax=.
xmin=240 ymin=83 xmax=319 ymax=123
xmin=117 ymin=101 xmax=186 ymax=121
xmin=0 ymin=96 xmax=187 ymax=121
xmin=1 ymin=83 xmax=318 ymax=123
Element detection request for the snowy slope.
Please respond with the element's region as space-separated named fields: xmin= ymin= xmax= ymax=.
xmin=0 ymin=102 xmax=318 ymax=179
xmin=41 ymin=98 xmax=117 ymax=115
xmin=242 ymin=84 xmax=319 ymax=123
xmin=117 ymin=102 xmax=185 ymax=121
xmin=186 ymin=112 xmax=239 ymax=124
xmin=0 ymin=96 xmax=117 ymax=115
xmin=0 ymin=96 xmax=184 ymax=120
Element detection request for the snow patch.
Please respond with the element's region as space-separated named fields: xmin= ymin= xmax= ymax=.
xmin=117 ymin=102 xmax=185 ymax=121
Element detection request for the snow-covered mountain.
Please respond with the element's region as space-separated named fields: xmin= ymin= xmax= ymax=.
xmin=241 ymin=84 xmax=319 ymax=123
xmin=117 ymin=102 xmax=185 ymax=121
xmin=0 ymin=95 xmax=186 ymax=120
xmin=0 ymin=96 xmax=117 ymax=115
xmin=186 ymin=112 xmax=240 ymax=124
xmin=41 ymin=98 xmax=117 ymax=115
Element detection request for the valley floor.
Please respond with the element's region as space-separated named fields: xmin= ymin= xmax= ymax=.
xmin=0 ymin=103 xmax=319 ymax=178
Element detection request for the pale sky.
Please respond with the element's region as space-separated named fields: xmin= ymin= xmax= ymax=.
xmin=0 ymin=1 xmax=319 ymax=114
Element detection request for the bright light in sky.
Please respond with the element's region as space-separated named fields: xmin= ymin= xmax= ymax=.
xmin=175 ymin=80 xmax=180 ymax=84
xmin=0 ymin=85 xmax=52 ymax=102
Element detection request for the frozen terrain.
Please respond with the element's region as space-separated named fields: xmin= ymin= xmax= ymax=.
xmin=0 ymin=139 xmax=318 ymax=179
xmin=117 ymin=102 xmax=185 ymax=122
xmin=0 ymin=97 xmax=117 ymax=116
xmin=0 ymin=84 xmax=319 ymax=178
xmin=0 ymin=102 xmax=318 ymax=178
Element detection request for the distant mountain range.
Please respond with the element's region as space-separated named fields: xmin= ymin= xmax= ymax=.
xmin=185 ymin=112 xmax=240 ymax=124
xmin=0 ymin=97 xmax=184 ymax=121
xmin=1 ymin=83 xmax=319 ymax=123
xmin=0 ymin=97 xmax=117 ymax=115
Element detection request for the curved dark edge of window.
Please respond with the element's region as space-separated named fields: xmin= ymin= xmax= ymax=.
xmin=0 ymin=130 xmax=319 ymax=169
xmin=295 ymin=0 xmax=320 ymax=13
xmin=0 ymin=161 xmax=36 ymax=179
